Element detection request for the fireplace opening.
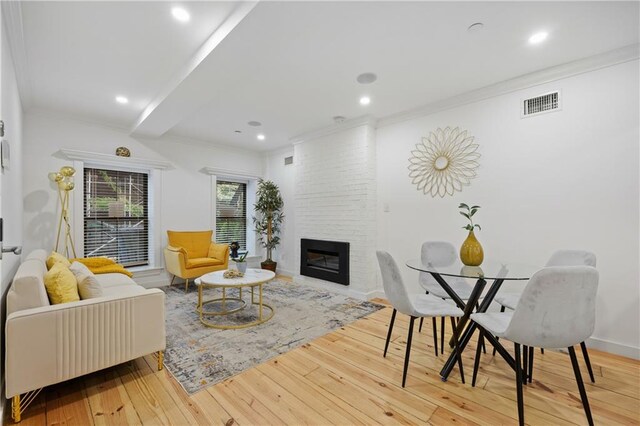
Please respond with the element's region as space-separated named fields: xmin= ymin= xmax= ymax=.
xmin=300 ymin=239 xmax=349 ymax=285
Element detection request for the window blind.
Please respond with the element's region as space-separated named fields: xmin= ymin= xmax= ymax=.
xmin=84 ymin=168 xmax=149 ymax=267
xmin=216 ymin=181 xmax=247 ymax=250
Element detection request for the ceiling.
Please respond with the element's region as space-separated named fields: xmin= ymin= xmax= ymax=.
xmin=15 ymin=1 xmax=640 ymax=151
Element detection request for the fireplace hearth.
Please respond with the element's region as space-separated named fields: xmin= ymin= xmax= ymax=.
xmin=300 ymin=239 xmax=349 ymax=285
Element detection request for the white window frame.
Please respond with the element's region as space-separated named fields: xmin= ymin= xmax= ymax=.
xmin=59 ymin=149 xmax=172 ymax=271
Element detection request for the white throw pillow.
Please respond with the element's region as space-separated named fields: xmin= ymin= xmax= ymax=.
xmin=69 ymin=261 xmax=104 ymax=299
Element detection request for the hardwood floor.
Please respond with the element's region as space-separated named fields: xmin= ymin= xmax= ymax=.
xmin=11 ymin=302 xmax=640 ymax=425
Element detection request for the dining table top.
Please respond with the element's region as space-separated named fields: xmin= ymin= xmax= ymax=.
xmin=405 ymin=258 xmax=541 ymax=280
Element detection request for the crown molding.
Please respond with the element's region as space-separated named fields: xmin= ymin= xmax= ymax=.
xmin=199 ymin=167 xmax=262 ymax=180
xmin=378 ymin=44 xmax=640 ymax=128
xmin=290 ymin=115 xmax=378 ymax=145
xmin=57 ymin=149 xmax=174 ymax=170
xmin=2 ymin=1 xmax=32 ymax=109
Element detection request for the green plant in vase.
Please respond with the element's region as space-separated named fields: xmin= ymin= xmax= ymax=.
xmin=459 ymin=203 xmax=484 ymax=266
xmin=253 ymin=179 xmax=284 ymax=272
xmin=233 ymin=252 xmax=248 ymax=273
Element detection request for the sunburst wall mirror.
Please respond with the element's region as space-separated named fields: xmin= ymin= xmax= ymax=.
xmin=408 ymin=126 xmax=480 ymax=197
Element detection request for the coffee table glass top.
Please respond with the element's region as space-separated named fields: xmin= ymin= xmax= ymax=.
xmin=197 ymin=268 xmax=276 ymax=286
xmin=405 ymin=258 xmax=540 ymax=280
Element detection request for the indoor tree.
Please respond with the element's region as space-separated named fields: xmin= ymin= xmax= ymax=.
xmin=253 ymin=179 xmax=284 ymax=270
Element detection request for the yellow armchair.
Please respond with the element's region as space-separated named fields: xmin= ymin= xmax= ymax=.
xmin=164 ymin=230 xmax=229 ymax=291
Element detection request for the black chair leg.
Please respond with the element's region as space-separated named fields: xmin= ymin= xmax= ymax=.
xmin=528 ymin=346 xmax=534 ymax=383
xmin=432 ymin=317 xmax=438 ymax=356
xmin=476 ymin=303 xmax=486 ymax=354
xmin=450 ymin=317 xmax=465 ymax=384
xmin=384 ymin=308 xmax=396 ymax=357
xmin=540 ymin=347 xmax=544 ymax=354
xmin=402 ymin=316 xmax=416 ymax=388
xmin=493 ymin=306 xmax=506 ymax=356
xmin=514 ymin=343 xmax=525 ymax=426
xmin=472 ymin=329 xmax=484 ymax=387
xmin=580 ymin=341 xmax=596 ymax=383
xmin=440 ymin=316 xmax=445 ymax=354
xmin=419 ymin=317 xmax=424 ymax=333
xmin=569 ymin=346 xmax=594 ymax=426
xmin=523 ymin=345 xmax=528 ymax=386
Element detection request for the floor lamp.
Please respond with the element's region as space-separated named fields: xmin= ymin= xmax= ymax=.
xmin=48 ymin=166 xmax=77 ymax=258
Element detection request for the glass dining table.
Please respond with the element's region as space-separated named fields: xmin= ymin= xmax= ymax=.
xmin=406 ymin=258 xmax=541 ymax=381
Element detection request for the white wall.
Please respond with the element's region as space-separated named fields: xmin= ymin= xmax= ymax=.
xmin=263 ymin=147 xmax=295 ymax=276
xmin=23 ymin=111 xmax=263 ymax=285
xmin=376 ymin=60 xmax=640 ymax=357
xmin=1 ymin=12 xmax=24 ymax=405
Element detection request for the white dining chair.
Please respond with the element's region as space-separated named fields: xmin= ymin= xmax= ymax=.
xmin=471 ymin=266 xmax=599 ymax=426
xmin=418 ymin=241 xmax=479 ymax=356
xmin=376 ymin=251 xmax=466 ymax=387
xmin=493 ymin=249 xmax=597 ymax=382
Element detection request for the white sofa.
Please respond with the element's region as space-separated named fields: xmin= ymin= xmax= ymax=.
xmin=5 ymin=249 xmax=166 ymax=423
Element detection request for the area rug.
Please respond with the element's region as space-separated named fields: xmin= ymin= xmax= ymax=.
xmin=162 ymin=279 xmax=383 ymax=394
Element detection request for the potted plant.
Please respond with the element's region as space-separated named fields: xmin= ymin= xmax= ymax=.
xmin=233 ymin=251 xmax=248 ymax=273
xmin=459 ymin=203 xmax=484 ymax=266
xmin=253 ymin=179 xmax=284 ymax=272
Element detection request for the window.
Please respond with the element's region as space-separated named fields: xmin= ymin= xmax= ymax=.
xmin=84 ymin=167 xmax=149 ymax=267
xmin=216 ymin=180 xmax=247 ymax=250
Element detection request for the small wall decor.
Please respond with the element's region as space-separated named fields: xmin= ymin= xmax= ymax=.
xmin=408 ymin=126 xmax=480 ymax=197
xmin=115 ymin=146 xmax=131 ymax=157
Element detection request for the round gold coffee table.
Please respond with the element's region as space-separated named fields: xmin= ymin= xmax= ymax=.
xmin=194 ymin=269 xmax=276 ymax=329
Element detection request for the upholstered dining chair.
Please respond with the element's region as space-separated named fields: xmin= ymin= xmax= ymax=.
xmin=418 ymin=241 xmax=480 ymax=356
xmin=493 ymin=249 xmax=597 ymax=382
xmin=471 ymin=266 xmax=599 ymax=426
xmin=376 ymin=251 xmax=465 ymax=387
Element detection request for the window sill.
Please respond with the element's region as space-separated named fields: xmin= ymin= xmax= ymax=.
xmin=129 ymin=266 xmax=165 ymax=277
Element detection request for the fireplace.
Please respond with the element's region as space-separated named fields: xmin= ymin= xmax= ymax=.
xmin=300 ymin=239 xmax=350 ymax=285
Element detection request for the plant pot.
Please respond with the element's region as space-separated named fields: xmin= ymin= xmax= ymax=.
xmin=261 ymin=260 xmax=277 ymax=273
xmin=460 ymin=231 xmax=484 ymax=266
xmin=236 ymin=262 xmax=248 ymax=273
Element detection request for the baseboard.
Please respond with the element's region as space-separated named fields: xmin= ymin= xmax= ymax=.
xmin=586 ymin=336 xmax=640 ymax=360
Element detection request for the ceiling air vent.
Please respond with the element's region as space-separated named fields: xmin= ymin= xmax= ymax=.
xmin=522 ymin=91 xmax=561 ymax=118
xmin=284 ymin=156 xmax=293 ymax=165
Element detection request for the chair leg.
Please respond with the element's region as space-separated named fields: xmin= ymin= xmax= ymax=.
xmin=432 ymin=317 xmax=438 ymax=356
xmin=384 ymin=309 xmax=397 ymax=357
xmin=569 ymin=346 xmax=594 ymax=426
xmin=540 ymin=347 xmax=544 ymax=354
xmin=170 ymin=275 xmax=176 ymax=286
xmin=514 ymin=343 xmax=525 ymax=426
xmin=440 ymin=316 xmax=445 ymax=354
xmin=419 ymin=317 xmax=424 ymax=333
xmin=476 ymin=302 xmax=486 ymax=354
xmin=493 ymin=305 xmax=506 ymax=356
xmin=528 ymin=346 xmax=534 ymax=383
xmin=184 ymin=278 xmax=189 ymax=292
xmin=523 ymin=345 xmax=528 ymax=386
xmin=450 ymin=317 xmax=465 ymax=384
xmin=472 ymin=329 xmax=484 ymax=387
xmin=402 ymin=316 xmax=416 ymax=388
xmin=580 ymin=341 xmax=596 ymax=383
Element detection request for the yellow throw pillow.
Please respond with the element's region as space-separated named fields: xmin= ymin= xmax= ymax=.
xmin=44 ymin=263 xmax=80 ymax=304
xmin=46 ymin=251 xmax=71 ymax=270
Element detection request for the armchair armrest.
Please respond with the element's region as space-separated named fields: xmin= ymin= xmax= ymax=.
xmin=164 ymin=245 xmax=188 ymax=277
xmin=208 ymin=243 xmax=230 ymax=262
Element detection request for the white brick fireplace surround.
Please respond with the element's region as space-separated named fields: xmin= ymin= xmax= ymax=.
xmin=293 ymin=118 xmax=379 ymax=299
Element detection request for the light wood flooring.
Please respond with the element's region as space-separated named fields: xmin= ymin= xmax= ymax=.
xmin=10 ymin=300 xmax=640 ymax=425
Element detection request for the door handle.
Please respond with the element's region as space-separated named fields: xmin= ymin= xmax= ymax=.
xmin=2 ymin=246 xmax=21 ymax=255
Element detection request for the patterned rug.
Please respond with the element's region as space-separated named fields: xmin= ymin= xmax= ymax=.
xmin=162 ymin=279 xmax=383 ymax=394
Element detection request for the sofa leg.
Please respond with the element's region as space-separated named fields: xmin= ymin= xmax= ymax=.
xmin=158 ymin=351 xmax=164 ymax=371
xmin=12 ymin=395 xmax=20 ymax=423
xmin=184 ymin=278 xmax=189 ymax=292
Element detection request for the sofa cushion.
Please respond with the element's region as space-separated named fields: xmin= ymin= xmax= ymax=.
xmin=69 ymin=262 xmax=104 ymax=300
xmin=46 ymin=251 xmax=70 ymax=270
xmin=167 ymin=230 xmax=212 ymax=259
xmin=7 ymin=258 xmax=50 ymax=315
xmin=44 ymin=263 xmax=80 ymax=304
xmin=186 ymin=257 xmax=224 ymax=269
xmin=101 ymin=285 xmax=148 ymax=298
xmin=95 ymin=273 xmax=138 ymax=288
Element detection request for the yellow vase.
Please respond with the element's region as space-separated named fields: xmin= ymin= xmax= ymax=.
xmin=460 ymin=231 xmax=484 ymax=266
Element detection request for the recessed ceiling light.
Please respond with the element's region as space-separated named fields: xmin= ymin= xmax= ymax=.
xmin=257 ymin=134 xmax=266 ymax=141
xmin=115 ymin=96 xmax=128 ymax=104
xmin=356 ymin=73 xmax=377 ymax=84
xmin=528 ymin=31 xmax=548 ymax=45
xmin=359 ymin=96 xmax=371 ymax=106
xmin=171 ymin=7 xmax=190 ymax=22
xmin=248 ymin=121 xmax=262 ymax=127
